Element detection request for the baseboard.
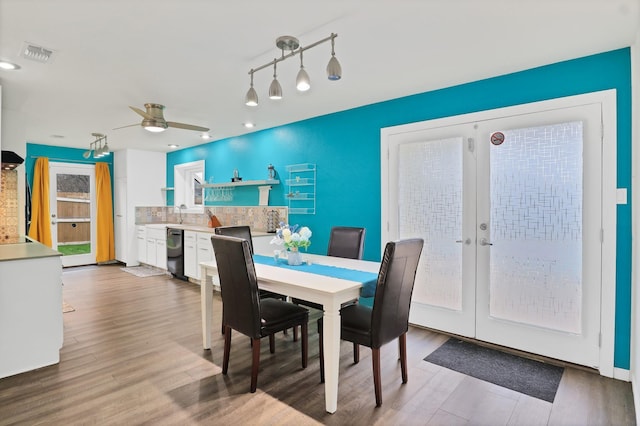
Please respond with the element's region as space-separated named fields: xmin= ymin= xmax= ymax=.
xmin=613 ymin=367 xmax=631 ymax=381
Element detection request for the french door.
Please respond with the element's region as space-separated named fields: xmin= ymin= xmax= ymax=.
xmin=382 ymin=92 xmax=615 ymax=369
xmin=49 ymin=163 xmax=97 ymax=267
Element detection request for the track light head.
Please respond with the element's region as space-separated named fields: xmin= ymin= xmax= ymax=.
xmin=245 ymin=70 xmax=258 ymax=106
xmin=296 ymin=50 xmax=310 ymax=91
xmin=269 ymin=61 xmax=282 ymax=100
xmin=327 ymin=35 xmax=342 ymax=81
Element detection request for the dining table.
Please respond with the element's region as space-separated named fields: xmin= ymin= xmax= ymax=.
xmin=200 ymin=251 xmax=380 ymax=414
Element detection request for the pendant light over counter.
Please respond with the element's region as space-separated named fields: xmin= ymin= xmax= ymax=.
xmin=244 ymin=33 xmax=341 ymax=107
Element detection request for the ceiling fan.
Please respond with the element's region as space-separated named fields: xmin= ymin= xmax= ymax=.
xmin=114 ymin=103 xmax=209 ymax=133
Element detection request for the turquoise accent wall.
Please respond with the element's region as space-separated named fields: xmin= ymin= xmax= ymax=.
xmin=167 ymin=48 xmax=632 ymax=369
xmin=26 ymin=143 xmax=114 ymax=190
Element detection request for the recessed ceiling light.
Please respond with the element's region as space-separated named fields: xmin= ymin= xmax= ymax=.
xmin=243 ymin=122 xmax=255 ymax=128
xmin=0 ymin=61 xmax=20 ymax=70
xmin=201 ymin=133 xmax=211 ymax=139
xmin=168 ymin=144 xmax=179 ymax=149
xmin=50 ymin=134 xmax=65 ymax=139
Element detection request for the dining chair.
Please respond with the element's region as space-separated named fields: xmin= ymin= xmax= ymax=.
xmin=210 ymin=234 xmax=309 ymax=393
xmin=319 ymin=238 xmax=423 ymax=406
xmin=292 ymin=226 xmax=366 ymax=341
xmin=214 ymin=225 xmax=287 ymax=334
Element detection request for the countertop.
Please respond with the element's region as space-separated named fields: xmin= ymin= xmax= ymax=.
xmin=139 ymin=223 xmax=272 ymax=237
xmin=0 ymin=238 xmax=62 ymax=262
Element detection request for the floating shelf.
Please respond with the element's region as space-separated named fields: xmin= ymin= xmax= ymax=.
xmin=160 ymin=187 xmax=174 ymax=191
xmin=201 ymin=179 xmax=279 ymax=188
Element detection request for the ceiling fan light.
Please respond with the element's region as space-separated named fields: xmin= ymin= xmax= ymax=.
xmin=245 ymin=86 xmax=258 ymax=106
xmin=326 ymin=56 xmax=342 ymax=81
xmin=269 ymin=78 xmax=282 ymax=100
xmin=296 ymin=68 xmax=311 ymax=91
xmin=143 ymin=119 xmax=168 ymax=132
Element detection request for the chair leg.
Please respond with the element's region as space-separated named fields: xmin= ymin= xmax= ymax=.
xmin=222 ymin=326 xmax=231 ymax=375
xmin=372 ymin=347 xmax=382 ymax=407
xmin=399 ymin=333 xmax=408 ymax=383
xmin=250 ymin=337 xmax=261 ymax=393
xmin=353 ymin=343 xmax=360 ymax=364
xmin=269 ymin=334 xmax=275 ymax=354
xmin=301 ymin=321 xmax=308 ymax=368
xmin=318 ymin=319 xmax=324 ymax=383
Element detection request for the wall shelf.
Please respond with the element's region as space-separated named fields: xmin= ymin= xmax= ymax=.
xmin=160 ymin=187 xmax=174 ymax=191
xmin=285 ymin=163 xmax=315 ymax=215
xmin=201 ymin=179 xmax=279 ymax=188
xmin=202 ymin=179 xmax=279 ymax=202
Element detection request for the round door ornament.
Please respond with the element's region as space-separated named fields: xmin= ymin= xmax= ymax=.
xmin=490 ymin=131 xmax=505 ymax=146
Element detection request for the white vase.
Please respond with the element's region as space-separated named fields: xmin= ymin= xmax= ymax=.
xmin=287 ymin=249 xmax=302 ymax=266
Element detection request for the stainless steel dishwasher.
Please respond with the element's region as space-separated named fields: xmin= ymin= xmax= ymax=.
xmin=167 ymin=228 xmax=187 ymax=280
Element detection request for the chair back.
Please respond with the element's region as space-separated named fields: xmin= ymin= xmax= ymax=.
xmin=371 ymin=238 xmax=423 ymax=348
xmin=210 ymin=234 xmax=262 ymax=339
xmin=215 ymin=225 xmax=254 ymax=255
xmin=327 ymin=226 xmax=366 ymax=259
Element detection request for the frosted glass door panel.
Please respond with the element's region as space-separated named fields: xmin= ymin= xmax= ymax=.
xmin=398 ymin=137 xmax=463 ymax=310
xmin=489 ymin=122 xmax=583 ymax=333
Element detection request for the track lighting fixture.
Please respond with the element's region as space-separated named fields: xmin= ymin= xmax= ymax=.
xmin=83 ymin=133 xmax=109 ymax=159
xmin=244 ymin=33 xmax=340 ymax=106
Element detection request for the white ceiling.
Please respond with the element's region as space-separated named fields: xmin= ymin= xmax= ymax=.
xmin=0 ymin=0 xmax=638 ymax=153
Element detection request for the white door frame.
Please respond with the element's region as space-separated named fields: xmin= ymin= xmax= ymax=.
xmin=49 ymin=162 xmax=97 ymax=267
xmin=381 ymin=89 xmax=617 ymax=377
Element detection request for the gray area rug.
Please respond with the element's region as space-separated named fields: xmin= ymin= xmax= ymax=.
xmin=121 ymin=266 xmax=167 ymax=278
xmin=424 ymin=338 xmax=564 ymax=402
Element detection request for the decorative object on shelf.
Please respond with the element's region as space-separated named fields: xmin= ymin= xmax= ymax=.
xmin=244 ymin=33 xmax=341 ymax=107
xmin=268 ymin=163 xmax=276 ymax=180
xmin=83 ymin=133 xmax=110 ymax=159
xmin=231 ymin=168 xmax=242 ymax=182
xmin=270 ymin=222 xmax=312 ymax=266
xmin=207 ymin=209 xmax=221 ymax=228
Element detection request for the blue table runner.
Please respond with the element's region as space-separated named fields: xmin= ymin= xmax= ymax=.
xmin=253 ymin=254 xmax=378 ymax=298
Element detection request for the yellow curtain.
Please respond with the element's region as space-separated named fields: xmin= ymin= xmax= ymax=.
xmin=28 ymin=157 xmax=52 ymax=247
xmin=95 ymin=163 xmax=115 ymax=262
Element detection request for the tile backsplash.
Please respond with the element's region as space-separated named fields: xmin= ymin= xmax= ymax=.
xmin=0 ymin=170 xmax=20 ymax=243
xmin=135 ymin=205 xmax=288 ymax=232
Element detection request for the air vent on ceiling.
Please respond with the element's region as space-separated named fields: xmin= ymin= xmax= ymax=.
xmin=21 ymin=42 xmax=54 ymax=63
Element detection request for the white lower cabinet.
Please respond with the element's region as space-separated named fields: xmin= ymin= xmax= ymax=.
xmin=184 ymin=231 xmax=198 ymax=278
xmin=136 ymin=226 xmax=147 ymax=264
xmin=185 ymin=231 xmax=214 ymax=281
xmin=141 ymin=226 xmax=167 ymax=270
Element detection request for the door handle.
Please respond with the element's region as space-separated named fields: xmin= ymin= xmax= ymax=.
xmin=455 ymin=238 xmax=471 ymax=245
xmin=479 ymin=238 xmax=493 ymax=246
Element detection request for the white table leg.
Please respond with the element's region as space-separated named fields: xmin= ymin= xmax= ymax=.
xmin=201 ymin=266 xmax=213 ymax=349
xmin=323 ymin=304 xmax=341 ymax=413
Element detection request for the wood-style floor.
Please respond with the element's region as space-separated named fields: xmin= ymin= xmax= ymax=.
xmin=0 ymin=264 xmax=635 ymax=425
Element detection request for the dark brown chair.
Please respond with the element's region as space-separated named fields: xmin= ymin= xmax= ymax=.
xmin=214 ymin=225 xmax=286 ymax=334
xmin=319 ymin=238 xmax=423 ymax=406
xmin=292 ymin=226 xmax=366 ymax=342
xmin=210 ymin=234 xmax=309 ymax=393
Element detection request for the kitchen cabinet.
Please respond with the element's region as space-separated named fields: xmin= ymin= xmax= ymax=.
xmin=184 ymin=231 xmax=198 ymax=278
xmin=143 ymin=226 xmax=167 ymax=269
xmin=184 ymin=230 xmax=214 ymax=280
xmin=136 ymin=225 xmax=146 ymax=264
xmin=114 ymin=149 xmax=166 ymax=266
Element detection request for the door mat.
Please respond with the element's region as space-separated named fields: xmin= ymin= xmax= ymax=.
xmin=424 ymin=338 xmax=564 ymax=402
xmin=120 ymin=266 xmax=167 ymax=278
xmin=63 ymin=301 xmax=75 ymax=313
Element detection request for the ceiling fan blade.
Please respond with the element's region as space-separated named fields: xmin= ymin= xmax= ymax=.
xmin=112 ymin=123 xmax=140 ymax=130
xmin=167 ymin=121 xmax=210 ymax=132
xmin=130 ymin=106 xmax=154 ymax=120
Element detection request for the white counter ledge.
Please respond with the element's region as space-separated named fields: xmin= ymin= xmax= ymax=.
xmin=0 ymin=239 xmax=62 ymax=262
xmin=0 ymin=238 xmax=63 ymax=379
